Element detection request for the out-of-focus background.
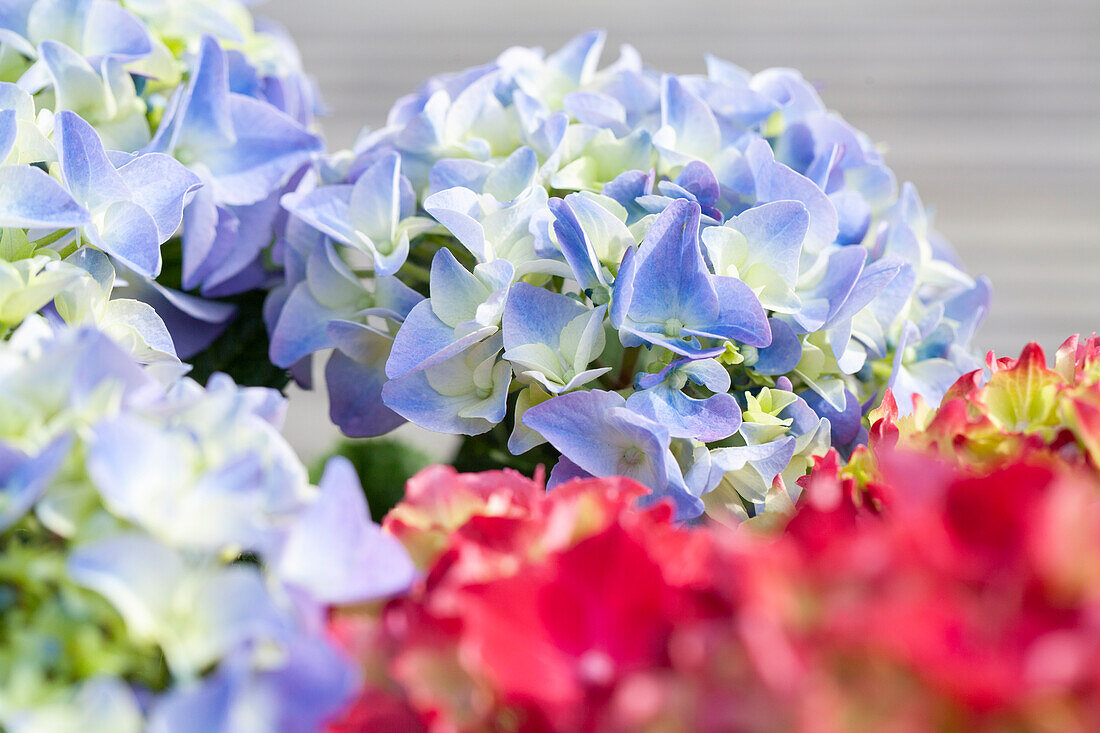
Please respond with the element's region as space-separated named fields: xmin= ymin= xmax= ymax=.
xmin=263 ymin=0 xmax=1100 ymax=459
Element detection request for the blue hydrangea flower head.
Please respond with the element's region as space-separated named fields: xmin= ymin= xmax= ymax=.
xmin=270 ymin=31 xmax=988 ymax=522
xmin=0 ymin=315 xmax=415 ymax=730
xmin=1 ymin=1 xmax=326 ymax=356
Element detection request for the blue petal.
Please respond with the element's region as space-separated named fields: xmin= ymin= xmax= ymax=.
xmin=54 ymin=110 xmax=129 ymax=211
xmin=626 ymin=384 xmax=741 ymax=442
xmin=82 ymin=0 xmax=153 ymax=62
xmin=66 ymin=533 xmax=185 ymax=637
xmin=0 ymin=164 xmax=89 ymax=228
xmin=112 ymin=272 xmax=235 ymax=359
xmin=831 ymin=189 xmax=872 ymax=245
xmin=382 ymin=346 xmax=510 ymax=436
xmin=624 ymin=198 xmax=716 ymax=327
xmin=385 ymin=299 xmax=491 ymax=379
xmin=282 ymin=184 xmax=356 ymax=246
xmin=795 ymin=246 xmax=866 ymax=331
xmin=280 ymin=456 xmax=416 ymax=602
xmin=674 ymin=161 xmax=721 ymax=213
xmin=203 ymin=94 xmax=321 ymax=206
xmin=427 ymin=246 xmax=498 ymax=326
xmin=38 ymin=40 xmax=106 ymax=118
xmin=372 ymin=275 xmax=424 ymax=321
xmin=483 ymin=146 xmax=538 ymax=202
xmin=0 ymin=108 xmax=15 ymax=161
xmin=325 ymin=322 xmax=408 ymax=437
xmin=268 ymin=284 xmax=336 ymax=367
xmin=696 ymin=274 xmax=772 ymax=347
xmin=801 ymin=387 xmax=862 ymax=447
xmin=706 ymin=81 xmax=779 ymax=128
xmin=0 ymin=2 xmax=32 ymax=37
xmin=744 ymin=138 xmax=838 ymax=253
xmin=753 ymin=318 xmax=802 ymax=375
xmin=348 ymin=150 xmax=400 ymax=243
xmin=548 ymin=195 xmax=603 ymax=293
xmin=830 ymin=256 xmax=903 ymax=325
xmin=66 ymin=246 xmax=114 ymax=289
xmin=943 ymin=275 xmax=992 ymax=344
xmin=502 ymin=281 xmax=585 ymax=353
xmin=116 ymin=152 xmax=203 ymax=241
xmin=174 ymin=35 xmax=236 ymax=151
xmin=865 ymin=260 xmax=916 ymax=332
xmin=563 ymin=91 xmax=627 ymax=134
xmin=179 ymin=187 xmax=238 ymax=290
xmin=708 ymin=438 xmax=797 ymax=503
xmin=429 ymin=157 xmax=493 ymax=196
xmin=92 ymin=199 xmax=162 ymax=276
xmin=600 ymin=168 xmax=653 ymax=224
xmin=369 ymin=230 xmax=409 ymax=278
xmin=546 ymin=455 xmax=593 ymax=489
xmin=546 ymin=29 xmax=605 ymax=84
xmin=523 ymin=389 xmax=636 ymax=477
xmin=680 ymin=357 xmax=732 ymax=393
xmin=727 ymin=200 xmax=808 ymax=285
xmin=524 ymin=390 xmax=700 ymax=518
xmin=0 ymin=436 xmax=71 ymax=532
xmin=200 ymin=190 xmax=289 ymax=294
xmin=659 ymin=75 xmax=720 ymax=158
xmin=148 ymin=637 xmax=356 ymax=733
xmin=393 ymin=89 xmax=447 ymax=154
xmin=423 ymin=186 xmax=488 ymax=261
xmin=608 ymin=243 xmax=637 ymax=332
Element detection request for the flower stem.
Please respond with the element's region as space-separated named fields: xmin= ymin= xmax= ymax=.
xmin=612 ymin=346 xmax=641 ymax=390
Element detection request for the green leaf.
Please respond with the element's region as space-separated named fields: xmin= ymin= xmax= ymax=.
xmin=184 ymin=288 xmax=290 ymax=390
xmin=310 ymin=438 xmax=435 ymax=522
xmin=451 ymin=418 xmax=558 ymax=477
xmin=155 ymin=240 xmax=290 ymax=390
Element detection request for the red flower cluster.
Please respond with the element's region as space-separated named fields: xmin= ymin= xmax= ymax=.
xmin=784 ymin=451 xmax=1100 ymax=731
xmin=327 ymin=466 xmax=791 ymax=732
xmin=327 ymin=336 xmax=1100 ymax=731
xmin=857 ymin=335 xmax=1100 ymax=476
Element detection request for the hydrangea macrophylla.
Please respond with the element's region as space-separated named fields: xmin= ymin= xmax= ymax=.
xmin=850 ymin=334 xmax=1100 ymax=478
xmin=1 ymin=245 xmax=182 ymax=372
xmin=53 ymin=109 xmax=201 ymax=277
xmin=0 ymin=95 xmax=201 ymax=285
xmin=523 ymin=388 xmax=702 ymax=516
xmin=328 ymin=468 xmax=771 ymax=733
xmin=272 ymin=32 xmax=989 ymax=521
xmin=50 ymin=248 xmax=181 ymax=368
xmin=0 ymin=320 xmax=416 ymax=732
xmin=327 ymin=426 xmax=1100 ymax=731
xmin=282 ymin=151 xmax=435 ymax=278
xmin=149 ymin=34 xmax=321 ymax=294
xmin=0 ymin=252 xmax=82 ymax=332
xmin=0 ymin=2 xmax=323 ymax=357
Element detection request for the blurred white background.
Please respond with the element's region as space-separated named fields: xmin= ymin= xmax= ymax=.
xmin=262 ymin=0 xmax=1100 ymax=458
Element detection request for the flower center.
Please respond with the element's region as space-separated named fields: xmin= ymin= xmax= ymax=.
xmin=668 ymin=371 xmax=689 ymax=391
xmin=621 ymin=446 xmax=644 ymax=467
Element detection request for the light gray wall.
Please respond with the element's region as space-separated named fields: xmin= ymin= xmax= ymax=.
xmin=264 ymin=0 xmax=1100 ymax=457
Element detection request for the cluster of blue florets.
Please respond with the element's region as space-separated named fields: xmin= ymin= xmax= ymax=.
xmin=0 ymin=3 xmax=419 ymax=729
xmin=270 ymin=31 xmax=990 ymax=520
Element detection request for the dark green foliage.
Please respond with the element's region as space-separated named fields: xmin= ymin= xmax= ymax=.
xmin=451 ymin=423 xmax=559 ymax=478
xmin=310 ymin=438 xmax=435 ymax=522
xmin=185 ymin=288 xmax=290 ymax=390
xmin=156 ymin=241 xmax=290 ymax=390
xmin=0 ymin=520 xmax=169 ymax=697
